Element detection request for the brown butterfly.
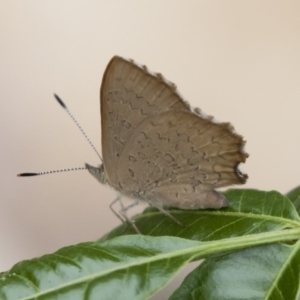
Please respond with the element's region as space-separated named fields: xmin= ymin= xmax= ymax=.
xmin=86 ymin=56 xmax=248 ymax=232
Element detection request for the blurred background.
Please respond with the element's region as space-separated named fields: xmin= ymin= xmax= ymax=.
xmin=1 ymin=1 xmax=300 ymax=298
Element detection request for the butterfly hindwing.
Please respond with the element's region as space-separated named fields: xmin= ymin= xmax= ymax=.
xmin=117 ymin=110 xmax=247 ymax=208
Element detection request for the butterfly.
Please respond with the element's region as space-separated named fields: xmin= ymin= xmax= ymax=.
xmin=86 ymin=56 xmax=248 ymax=232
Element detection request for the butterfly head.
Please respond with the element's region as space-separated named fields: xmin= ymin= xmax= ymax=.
xmin=85 ymin=163 xmax=107 ymax=184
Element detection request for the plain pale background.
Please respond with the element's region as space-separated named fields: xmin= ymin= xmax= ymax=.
xmin=1 ymin=1 xmax=300 ymax=298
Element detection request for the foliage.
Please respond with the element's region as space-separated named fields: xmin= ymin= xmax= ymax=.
xmin=1 ymin=188 xmax=300 ymax=300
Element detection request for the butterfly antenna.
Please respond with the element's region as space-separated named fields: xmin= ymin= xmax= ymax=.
xmin=17 ymin=167 xmax=87 ymax=177
xmin=54 ymin=93 xmax=102 ymax=162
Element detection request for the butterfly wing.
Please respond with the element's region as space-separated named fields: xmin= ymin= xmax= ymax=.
xmin=101 ymin=56 xmax=248 ymax=209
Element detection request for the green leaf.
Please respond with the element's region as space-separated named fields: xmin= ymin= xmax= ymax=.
xmin=2 ymin=188 xmax=300 ymax=299
xmin=2 ymin=230 xmax=300 ymax=300
xmin=101 ymin=189 xmax=300 ymax=241
xmin=286 ymin=185 xmax=300 ymax=215
xmin=170 ymin=241 xmax=300 ymax=300
xmin=0 ymin=236 xmax=199 ymax=300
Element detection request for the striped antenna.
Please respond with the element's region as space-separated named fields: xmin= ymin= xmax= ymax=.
xmin=18 ymin=94 xmax=102 ymax=177
xmin=54 ymin=94 xmax=102 ymax=162
xmin=17 ymin=167 xmax=87 ymax=177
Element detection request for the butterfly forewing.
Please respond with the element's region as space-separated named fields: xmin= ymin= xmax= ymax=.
xmin=101 ymin=56 xmax=189 ymax=187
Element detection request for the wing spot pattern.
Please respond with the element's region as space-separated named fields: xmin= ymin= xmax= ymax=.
xmin=129 ymin=155 xmax=137 ymax=162
xmin=128 ymin=168 xmax=134 ymax=177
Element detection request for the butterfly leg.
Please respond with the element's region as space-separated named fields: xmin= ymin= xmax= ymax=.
xmin=120 ymin=200 xmax=141 ymax=234
xmin=109 ymin=195 xmax=126 ymax=224
xmin=147 ymin=201 xmax=185 ymax=227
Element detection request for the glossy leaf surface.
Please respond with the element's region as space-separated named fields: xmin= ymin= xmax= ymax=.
xmin=1 ymin=188 xmax=300 ymax=300
xmin=170 ymin=241 xmax=300 ymax=300
xmin=2 ymin=230 xmax=300 ymax=300
xmin=0 ymin=236 xmax=200 ymax=300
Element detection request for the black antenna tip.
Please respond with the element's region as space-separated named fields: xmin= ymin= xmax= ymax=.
xmin=17 ymin=173 xmax=39 ymax=177
xmin=54 ymin=94 xmax=67 ymax=108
